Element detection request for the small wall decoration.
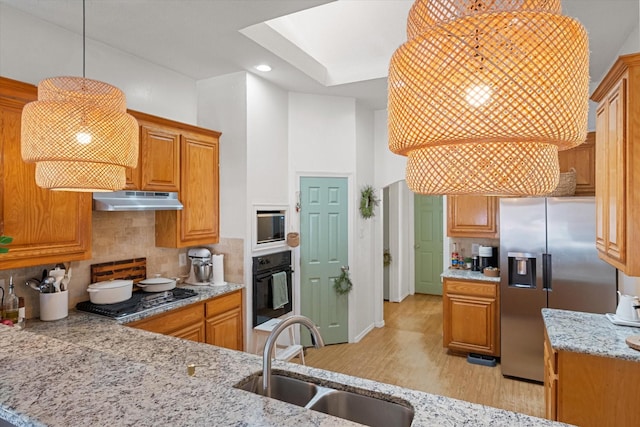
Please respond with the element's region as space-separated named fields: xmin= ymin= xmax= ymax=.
xmin=287 ymin=232 xmax=300 ymax=247
xmin=383 ymin=250 xmax=392 ymax=267
xmin=359 ymin=185 xmax=379 ymax=219
xmin=333 ymin=266 xmax=353 ymax=295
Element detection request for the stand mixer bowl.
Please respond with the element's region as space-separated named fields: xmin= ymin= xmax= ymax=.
xmin=193 ymin=260 xmax=213 ymax=283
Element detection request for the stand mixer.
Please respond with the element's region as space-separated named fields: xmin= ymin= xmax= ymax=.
xmin=186 ymin=247 xmax=212 ymax=285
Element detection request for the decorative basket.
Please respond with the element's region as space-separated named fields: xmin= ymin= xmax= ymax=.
xmin=483 ymin=268 xmax=500 ymax=277
xmin=287 ymin=232 xmax=300 ymax=248
xmin=546 ymin=168 xmax=576 ymax=197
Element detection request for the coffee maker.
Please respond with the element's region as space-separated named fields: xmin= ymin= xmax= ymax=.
xmin=478 ymin=245 xmax=499 ymax=272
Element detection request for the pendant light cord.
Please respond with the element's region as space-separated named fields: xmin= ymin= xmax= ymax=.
xmin=82 ymin=0 xmax=86 ymax=78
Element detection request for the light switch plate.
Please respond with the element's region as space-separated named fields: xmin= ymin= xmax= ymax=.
xmin=179 ymin=253 xmax=187 ymax=267
xmin=472 ymin=243 xmax=480 ymax=256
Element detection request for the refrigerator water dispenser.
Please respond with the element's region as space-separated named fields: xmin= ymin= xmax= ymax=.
xmin=508 ymin=252 xmax=536 ymax=288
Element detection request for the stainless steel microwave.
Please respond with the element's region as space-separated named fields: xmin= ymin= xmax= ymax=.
xmin=256 ymin=211 xmax=286 ymax=245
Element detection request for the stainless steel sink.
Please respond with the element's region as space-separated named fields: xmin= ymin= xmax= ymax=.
xmin=235 ymin=372 xmax=415 ymax=427
xmin=236 ymin=374 xmax=319 ymax=407
xmin=308 ymin=389 xmax=415 ymax=427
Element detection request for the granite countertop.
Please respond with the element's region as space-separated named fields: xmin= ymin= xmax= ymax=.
xmin=441 ymin=268 xmax=500 ymax=283
xmin=542 ymin=308 xmax=640 ymax=362
xmin=0 ymin=288 xmax=565 ymax=427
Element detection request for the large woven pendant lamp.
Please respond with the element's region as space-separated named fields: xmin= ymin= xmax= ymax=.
xmin=388 ymin=0 xmax=589 ymax=195
xmin=21 ymin=0 xmax=138 ymax=192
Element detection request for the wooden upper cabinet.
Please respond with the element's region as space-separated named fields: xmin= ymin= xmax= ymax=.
xmin=155 ymin=123 xmax=220 ymax=248
xmin=0 ymin=77 xmax=91 ymax=269
xmin=447 ymin=195 xmax=499 ymax=238
xmin=591 ymin=53 xmax=640 ymax=275
xmin=558 ymin=131 xmax=596 ymax=196
xmin=126 ymin=112 xmax=181 ymax=192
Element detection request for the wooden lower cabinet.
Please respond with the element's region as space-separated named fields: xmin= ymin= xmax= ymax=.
xmin=205 ymin=290 xmax=243 ymax=351
xmin=128 ymin=290 xmax=243 ymax=351
xmin=443 ymin=278 xmax=500 ymax=357
xmin=544 ymin=330 xmax=640 ymax=426
xmin=128 ymin=303 xmax=205 ymax=343
xmin=543 ymin=329 xmax=558 ymax=421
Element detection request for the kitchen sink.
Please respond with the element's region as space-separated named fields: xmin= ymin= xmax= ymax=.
xmin=307 ymin=389 xmax=415 ymax=427
xmin=235 ymin=371 xmax=414 ymax=427
xmin=236 ymin=373 xmax=319 ymax=407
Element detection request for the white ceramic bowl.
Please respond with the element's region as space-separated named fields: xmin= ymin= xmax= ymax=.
xmin=137 ymin=277 xmax=176 ymax=292
xmin=86 ymin=279 xmax=133 ymax=304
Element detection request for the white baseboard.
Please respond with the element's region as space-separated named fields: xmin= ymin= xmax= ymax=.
xmin=352 ymin=322 xmax=375 ymax=343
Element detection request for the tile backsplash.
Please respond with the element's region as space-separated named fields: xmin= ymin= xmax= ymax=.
xmin=1 ymin=211 xmax=244 ymax=319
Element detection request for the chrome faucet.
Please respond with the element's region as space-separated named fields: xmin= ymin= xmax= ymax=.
xmin=262 ymin=315 xmax=325 ymax=397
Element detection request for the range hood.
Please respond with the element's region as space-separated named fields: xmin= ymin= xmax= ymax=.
xmin=93 ymin=191 xmax=183 ymax=211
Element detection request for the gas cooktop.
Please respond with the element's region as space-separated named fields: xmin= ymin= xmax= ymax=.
xmin=76 ymin=288 xmax=197 ymax=319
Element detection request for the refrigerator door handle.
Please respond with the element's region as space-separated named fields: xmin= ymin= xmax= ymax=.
xmin=543 ymin=253 xmax=552 ymax=290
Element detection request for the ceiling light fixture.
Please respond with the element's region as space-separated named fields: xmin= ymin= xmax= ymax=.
xmin=388 ymin=0 xmax=589 ymax=196
xmin=21 ymin=0 xmax=138 ymax=192
xmin=255 ymin=64 xmax=272 ymax=72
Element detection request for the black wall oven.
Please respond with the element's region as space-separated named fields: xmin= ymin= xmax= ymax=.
xmin=252 ymin=250 xmax=293 ymax=327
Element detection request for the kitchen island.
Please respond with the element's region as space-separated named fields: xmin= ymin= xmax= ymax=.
xmin=542 ymin=308 xmax=640 ymax=426
xmin=1 ymin=287 xmax=565 ymax=427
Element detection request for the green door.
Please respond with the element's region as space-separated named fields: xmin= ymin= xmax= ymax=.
xmin=414 ymin=195 xmax=444 ymax=295
xmin=300 ymin=177 xmax=348 ymax=345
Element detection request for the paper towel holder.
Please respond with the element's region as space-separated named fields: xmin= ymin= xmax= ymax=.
xmin=211 ymin=253 xmax=226 ymax=286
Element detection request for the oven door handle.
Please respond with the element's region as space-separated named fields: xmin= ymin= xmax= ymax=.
xmin=256 ymin=268 xmax=292 ymax=280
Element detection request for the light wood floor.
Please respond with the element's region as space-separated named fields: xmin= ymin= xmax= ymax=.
xmin=303 ymin=294 xmax=544 ymax=418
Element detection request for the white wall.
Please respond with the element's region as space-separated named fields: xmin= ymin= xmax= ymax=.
xmin=373 ymin=109 xmax=407 ymax=190
xmin=198 ymin=72 xmax=293 ymax=349
xmin=289 ymin=93 xmax=379 ymax=342
xmin=289 ymin=93 xmax=357 ymax=174
xmin=0 ymin=4 xmax=197 ymax=123
xmin=352 ymin=102 xmax=376 ymax=341
xmin=246 ymin=74 xmax=289 ymax=208
xmin=197 ymin=72 xmax=248 ymax=240
xmin=386 ymin=180 xmax=414 ymax=303
xmin=372 ymin=109 xmax=416 ymax=311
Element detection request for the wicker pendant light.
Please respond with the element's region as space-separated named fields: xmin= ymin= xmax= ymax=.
xmin=21 ymin=0 xmax=138 ymax=192
xmin=388 ymin=0 xmax=589 ymax=196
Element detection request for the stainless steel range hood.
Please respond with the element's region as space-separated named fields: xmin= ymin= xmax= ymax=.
xmin=93 ymin=191 xmax=183 ymax=211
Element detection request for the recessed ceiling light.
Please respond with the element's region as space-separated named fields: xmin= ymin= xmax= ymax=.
xmin=255 ymin=64 xmax=272 ymax=72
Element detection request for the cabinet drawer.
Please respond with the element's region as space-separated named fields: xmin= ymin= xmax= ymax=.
xmin=205 ymin=290 xmax=242 ymax=318
xmin=445 ymin=280 xmax=496 ymax=298
xmin=129 ymin=303 xmax=204 ymax=335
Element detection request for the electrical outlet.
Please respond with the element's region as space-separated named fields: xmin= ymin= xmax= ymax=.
xmin=179 ymin=253 xmax=187 ymax=267
xmin=472 ymin=243 xmax=480 ymax=256
xmin=0 ymin=278 xmax=4 ymax=289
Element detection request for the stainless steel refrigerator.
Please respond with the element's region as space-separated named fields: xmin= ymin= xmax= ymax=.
xmin=499 ymin=197 xmax=617 ymax=382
